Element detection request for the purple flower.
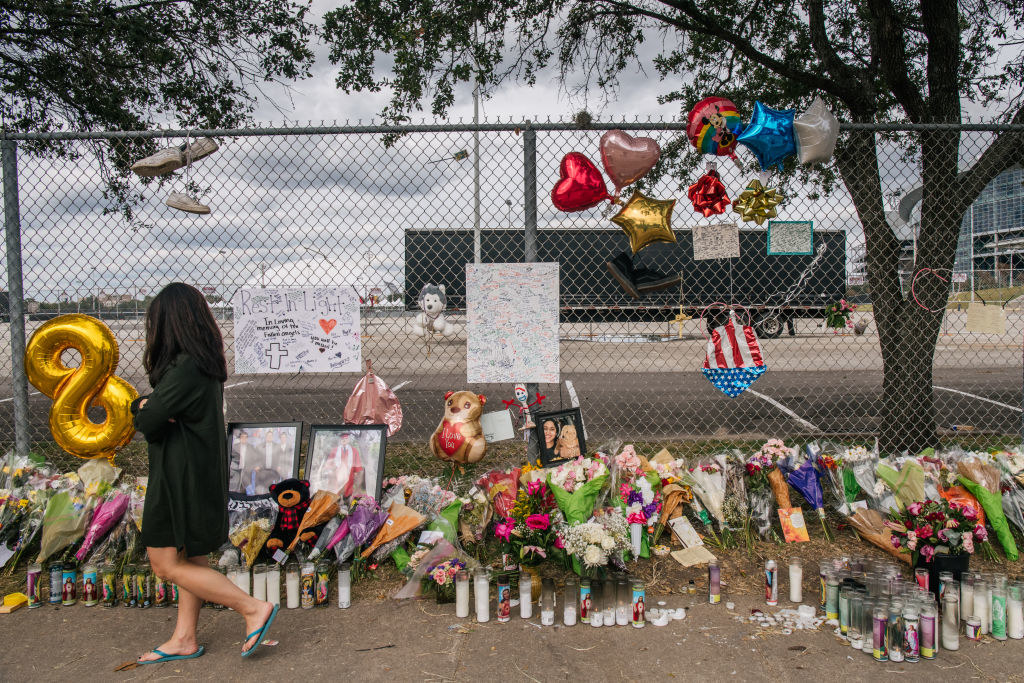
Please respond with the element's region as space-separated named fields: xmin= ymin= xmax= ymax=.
xmin=626 ymin=490 xmax=643 ymax=506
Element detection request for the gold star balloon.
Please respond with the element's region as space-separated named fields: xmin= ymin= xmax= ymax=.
xmin=611 ymin=190 xmax=677 ymax=254
xmin=732 ymin=179 xmax=784 ymax=226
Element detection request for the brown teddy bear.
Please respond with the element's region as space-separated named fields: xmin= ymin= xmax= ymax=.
xmin=430 ymin=390 xmax=487 ymax=464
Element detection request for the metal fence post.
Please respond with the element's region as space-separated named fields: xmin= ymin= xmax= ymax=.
xmin=522 ymin=122 xmax=542 ymax=460
xmin=3 ymin=139 xmax=29 ymax=457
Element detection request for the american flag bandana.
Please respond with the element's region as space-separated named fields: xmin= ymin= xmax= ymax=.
xmin=702 ymin=312 xmax=766 ymax=397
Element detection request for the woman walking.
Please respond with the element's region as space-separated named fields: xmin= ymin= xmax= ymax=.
xmin=132 ymin=283 xmax=276 ymax=663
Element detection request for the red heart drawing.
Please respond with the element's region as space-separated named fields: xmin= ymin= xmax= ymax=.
xmin=319 ymin=319 xmax=337 ymax=334
xmin=600 ymin=129 xmax=661 ymax=193
xmin=551 ymin=152 xmax=610 ymax=212
xmin=437 ymin=420 xmax=466 ymax=456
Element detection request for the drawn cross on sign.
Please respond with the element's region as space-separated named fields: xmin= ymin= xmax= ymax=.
xmin=264 ymin=343 xmax=289 ymax=370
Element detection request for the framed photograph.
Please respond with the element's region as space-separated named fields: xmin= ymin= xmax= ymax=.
xmin=533 ymin=408 xmax=587 ymax=467
xmin=305 ymin=424 xmax=387 ymax=500
xmin=228 ymin=422 xmax=302 ymax=496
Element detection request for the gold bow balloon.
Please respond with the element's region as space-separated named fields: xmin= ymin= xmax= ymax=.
xmin=25 ymin=314 xmax=138 ymax=464
xmin=732 ymin=179 xmax=783 ymax=225
xmin=611 ymin=190 xmax=677 ymax=254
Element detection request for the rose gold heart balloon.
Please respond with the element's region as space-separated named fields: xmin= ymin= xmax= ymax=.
xmin=599 ymin=129 xmax=661 ymax=197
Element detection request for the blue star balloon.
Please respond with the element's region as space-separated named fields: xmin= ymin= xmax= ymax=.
xmin=702 ymin=365 xmax=767 ymax=398
xmin=736 ymin=102 xmax=797 ymax=171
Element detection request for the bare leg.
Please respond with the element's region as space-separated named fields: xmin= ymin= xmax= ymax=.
xmin=138 ymin=547 xmax=273 ymax=661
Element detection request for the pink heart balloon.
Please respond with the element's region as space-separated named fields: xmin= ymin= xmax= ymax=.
xmin=599 ymin=129 xmax=661 ymax=193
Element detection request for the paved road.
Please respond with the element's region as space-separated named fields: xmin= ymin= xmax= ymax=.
xmin=1 ymin=313 xmax=1020 ymax=445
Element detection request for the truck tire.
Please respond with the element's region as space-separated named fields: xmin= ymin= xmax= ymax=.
xmin=754 ymin=313 xmax=783 ymax=339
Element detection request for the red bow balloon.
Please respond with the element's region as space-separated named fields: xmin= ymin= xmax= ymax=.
xmin=551 ymin=152 xmax=610 ymax=212
xmin=688 ymin=168 xmax=731 ymax=217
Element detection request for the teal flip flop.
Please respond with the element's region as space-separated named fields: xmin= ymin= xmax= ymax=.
xmin=241 ymin=604 xmax=279 ymax=658
xmin=139 ymin=645 xmax=205 ymax=665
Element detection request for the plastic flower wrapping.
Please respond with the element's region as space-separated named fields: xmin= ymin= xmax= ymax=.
xmin=228 ymin=501 xmax=277 ymax=568
xmin=550 ymin=456 xmax=609 ymax=494
xmin=496 ymin=477 xmax=566 ymax=567
xmin=393 ymin=539 xmax=478 ymax=599
xmin=682 ymin=457 xmax=726 ymax=529
xmin=957 ymin=455 xmax=1018 ymax=561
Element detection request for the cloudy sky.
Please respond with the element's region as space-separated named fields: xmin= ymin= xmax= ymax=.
xmin=8 ymin=8 xmax=1001 ymax=304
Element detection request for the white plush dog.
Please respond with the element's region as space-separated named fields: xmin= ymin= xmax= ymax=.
xmin=411 ymin=284 xmax=458 ymax=337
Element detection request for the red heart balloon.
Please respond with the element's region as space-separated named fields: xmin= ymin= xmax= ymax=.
xmin=551 ymin=152 xmax=610 ymax=212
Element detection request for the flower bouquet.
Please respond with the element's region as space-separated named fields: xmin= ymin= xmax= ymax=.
xmin=876 ymin=457 xmax=926 ymax=511
xmin=228 ymin=500 xmax=277 ymax=567
xmin=886 ymin=498 xmax=985 ymax=565
xmin=824 ymin=298 xmax=856 ymax=330
xmin=496 ymin=479 xmax=565 ymax=567
xmin=559 ymin=509 xmax=629 ymax=574
xmin=613 ymin=446 xmax=662 ymax=559
xmin=476 ymin=468 xmax=522 ymax=519
xmin=815 ymin=444 xmax=865 ymax=516
xmin=36 ymin=487 xmax=92 ymax=563
xmin=458 ymin=487 xmax=492 ymax=545
xmin=334 ymin=495 xmax=389 ymax=563
xmin=547 ymin=455 xmax=609 ymax=573
xmin=745 ymin=440 xmax=794 ymax=538
xmin=75 ymin=488 xmax=129 ymax=562
xmin=957 ymin=456 xmax=1018 ymax=560
xmin=785 ymin=450 xmax=833 ymax=541
xmin=846 ymin=442 xmax=897 ymax=513
xmin=683 ymin=458 xmax=726 ymax=530
xmin=2 ymin=488 xmax=47 ymax=573
xmin=394 ymin=538 xmax=476 ymax=600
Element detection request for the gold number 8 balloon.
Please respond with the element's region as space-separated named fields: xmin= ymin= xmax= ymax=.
xmin=24 ymin=314 xmax=139 ymax=464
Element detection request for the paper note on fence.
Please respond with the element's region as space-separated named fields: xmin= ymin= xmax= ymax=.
xmin=479 ymin=410 xmax=516 ymax=442
xmin=965 ymin=302 xmax=1006 ymax=334
xmin=767 ymin=220 xmax=813 ymax=255
xmin=693 ymin=222 xmax=740 ymax=261
xmin=466 ymin=263 xmax=559 ymax=384
xmin=231 ymin=287 xmax=361 ymax=374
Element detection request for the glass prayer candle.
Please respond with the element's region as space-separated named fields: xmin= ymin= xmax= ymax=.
xmin=960 ymin=574 xmax=974 ymax=621
xmin=972 ymin=579 xmax=988 ymax=634
xmin=942 ymin=593 xmax=960 ymax=650
xmin=902 ymin=604 xmax=919 ymax=662
xmin=839 ymin=587 xmax=851 ymax=637
xmin=519 ymin=571 xmax=533 ymax=619
xmin=228 ymin=562 xmax=248 ymax=595
xmin=860 ymin=597 xmax=875 ymax=654
xmin=590 ymin=581 xmax=604 ymax=627
xmin=48 ymin=562 xmax=63 ymax=605
xmin=1008 ymin=582 xmax=1024 ymax=639
xmin=496 ymin=575 xmax=511 ymax=623
xmin=765 ymin=559 xmax=778 ymax=607
xmin=709 ymin=560 xmax=721 ymax=604
xmin=982 ymin=575 xmax=994 ymax=633
xmin=337 ymin=562 xmax=351 ymax=609
xmin=454 ymin=570 xmax=469 ymax=618
xmin=631 ymin=579 xmax=645 ymax=628
xmin=937 ymin=571 xmax=953 ymax=603
xmin=563 ymin=578 xmax=578 ymax=626
xmin=285 ymin=562 xmax=300 ymax=609
xmin=474 ymin=568 xmax=489 ymax=623
xmin=920 ymin=601 xmax=937 ymax=660
xmin=61 ymin=562 xmax=77 ymax=606
xmin=300 ymin=562 xmax=315 ymax=609
xmin=579 ymin=578 xmax=592 ymax=623
xmin=789 ymin=558 xmax=803 ymax=603
xmin=872 ymin=605 xmax=889 ymax=662
xmin=848 ymin=595 xmax=864 ymax=649
xmin=992 ymin=584 xmax=1008 ymax=640
xmin=825 ymin=572 xmax=840 ymax=621
xmin=887 ymin=601 xmax=904 ymax=663
xmin=314 ymin=559 xmax=330 ymax=607
xmin=616 ymin=579 xmax=630 ymax=626
xmin=914 ymin=568 xmax=928 ymax=591
xmin=252 ymin=563 xmax=268 ymax=602
xmin=267 ymin=564 xmax=281 ymax=607
xmin=540 ymin=578 xmax=555 ymax=626
xmin=81 ymin=563 xmax=98 ymax=607
xmin=819 ymin=561 xmax=829 ymax=607
xmin=100 ymin=562 xmax=116 ymax=608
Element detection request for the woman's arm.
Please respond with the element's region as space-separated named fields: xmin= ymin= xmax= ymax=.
xmin=132 ymin=359 xmax=202 ymax=441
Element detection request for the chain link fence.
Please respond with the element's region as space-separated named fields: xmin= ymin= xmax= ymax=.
xmin=1 ymin=121 xmax=1021 ymax=479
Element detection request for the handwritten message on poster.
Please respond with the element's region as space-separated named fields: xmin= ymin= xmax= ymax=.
xmin=231 ymin=288 xmax=361 ymax=374
xmin=768 ymin=220 xmax=814 ymax=255
xmin=466 ymin=263 xmax=559 ymax=384
xmin=693 ymin=222 xmax=740 ymax=261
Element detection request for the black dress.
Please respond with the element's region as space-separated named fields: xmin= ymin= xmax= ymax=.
xmin=131 ymin=353 xmax=228 ymax=556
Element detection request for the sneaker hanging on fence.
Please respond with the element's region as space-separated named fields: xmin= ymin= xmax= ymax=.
xmin=131 ymin=137 xmax=219 ymax=177
xmin=165 ymin=192 xmax=211 ymax=215
xmin=702 ymin=309 xmax=766 ymax=398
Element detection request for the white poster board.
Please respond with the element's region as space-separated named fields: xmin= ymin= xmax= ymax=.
xmin=767 ymin=220 xmax=814 ymax=255
xmin=693 ymin=222 xmax=740 ymax=261
xmin=466 ymin=263 xmax=559 ymax=384
xmin=231 ymin=287 xmax=361 ymax=374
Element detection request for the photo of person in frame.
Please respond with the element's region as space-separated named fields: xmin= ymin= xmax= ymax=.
xmin=228 ymin=423 xmax=301 ymax=496
xmin=533 ymin=408 xmax=586 ymax=466
xmin=306 ymin=425 xmax=387 ymax=500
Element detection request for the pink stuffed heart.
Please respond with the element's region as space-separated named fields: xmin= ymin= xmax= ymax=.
xmin=551 ymin=152 xmax=609 ymax=212
xmin=600 ymin=129 xmax=661 ymax=193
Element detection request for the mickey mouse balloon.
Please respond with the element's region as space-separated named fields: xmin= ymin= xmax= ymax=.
xmin=687 ymin=97 xmax=743 ymax=159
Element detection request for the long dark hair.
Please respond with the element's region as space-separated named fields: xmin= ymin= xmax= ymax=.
xmin=144 ymin=283 xmax=227 ymax=385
